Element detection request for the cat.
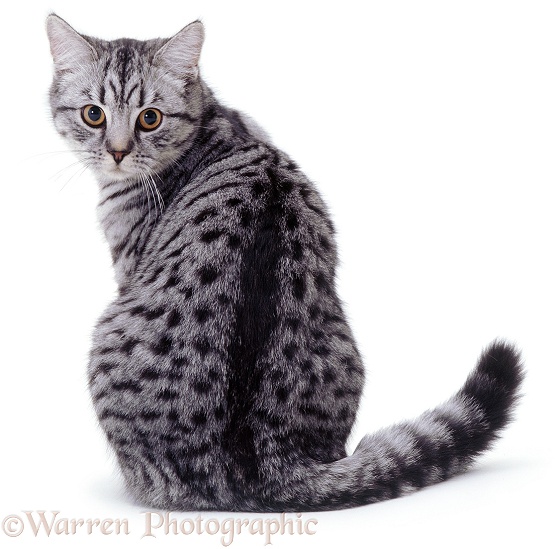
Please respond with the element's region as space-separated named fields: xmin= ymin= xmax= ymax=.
xmin=46 ymin=13 xmax=524 ymax=512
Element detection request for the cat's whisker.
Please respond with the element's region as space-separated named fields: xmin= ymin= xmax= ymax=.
xmin=139 ymin=172 xmax=153 ymax=224
xmin=27 ymin=149 xmax=89 ymax=160
xmin=49 ymin=157 xmax=90 ymax=184
xmin=57 ymin=159 xmax=95 ymax=192
xmin=146 ymin=168 xmax=166 ymax=216
xmin=145 ymin=173 xmax=163 ymax=218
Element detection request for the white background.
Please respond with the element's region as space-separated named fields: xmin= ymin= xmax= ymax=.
xmin=1 ymin=1 xmax=557 ymax=547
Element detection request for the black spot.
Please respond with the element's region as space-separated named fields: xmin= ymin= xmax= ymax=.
xmin=157 ymin=388 xmax=178 ymax=401
xmin=252 ymin=181 xmax=265 ymax=197
xmin=167 ymin=367 xmax=184 ymax=382
xmin=319 ymin=235 xmax=332 ymax=252
xmin=91 ymin=389 xmax=107 ymax=402
xmin=228 ymin=234 xmax=242 ymax=248
xmin=94 ymin=347 xmax=115 ymax=356
xmin=292 ymin=241 xmax=304 ymax=261
xmin=322 ymin=368 xmax=337 ymax=383
xmin=226 ymin=198 xmax=242 ymax=207
xmin=299 ymin=403 xmax=330 ymax=421
xmin=324 ymin=312 xmax=343 ymax=323
xmin=259 ymin=411 xmax=283 ymax=428
xmin=311 ymin=328 xmax=326 ymax=340
xmin=145 ymin=307 xmax=166 ymax=321
xmin=269 ymin=368 xmax=282 ymax=383
xmin=146 ymin=266 xmax=165 ymax=284
xmin=121 ymin=338 xmax=139 ymax=356
xmin=166 ymin=248 xmax=182 ymax=259
xmin=140 ymin=410 xmax=161 ymax=420
xmin=194 ymin=307 xmax=213 ymax=323
xmin=100 ymin=409 xmax=135 ymax=422
xmin=153 ymin=335 xmax=173 ymax=355
xmin=301 ymin=360 xmax=313 ymax=372
xmin=208 ymin=368 xmax=220 ymax=381
xmin=164 ymin=275 xmax=179 ymax=288
xmin=241 ymin=170 xmax=260 ymax=178
xmin=313 ymin=344 xmax=330 ymax=357
xmin=112 ymin=380 xmax=142 ymax=393
xmin=338 ymin=407 xmax=350 ymax=421
xmin=214 ymin=405 xmax=225 ymax=420
xmin=286 ymin=212 xmax=299 ymax=230
xmin=281 ymin=180 xmax=294 ymax=193
xmin=283 ymin=342 xmax=298 ymax=360
xmin=292 ymin=274 xmax=306 ymax=300
xmin=300 ymin=186 xmax=311 ymax=199
xmin=200 ymin=229 xmax=223 ymax=243
xmin=192 ymin=410 xmax=207 ymax=426
xmin=192 ymin=380 xmax=212 ymax=394
xmin=276 ymin=386 xmax=289 ymax=402
xmin=190 ymin=442 xmax=212 ymax=457
xmin=285 ymin=316 xmax=301 ymax=331
xmin=167 ymin=410 xmax=179 ymax=422
xmin=239 ymin=208 xmax=252 ymax=227
xmin=170 ymin=356 xmax=188 ymax=374
xmin=129 ymin=305 xmax=146 ymax=316
xmin=302 ymin=389 xmax=314 ymax=400
xmin=193 ymin=337 xmax=212 ymax=358
xmin=217 ymin=293 xmax=231 ymax=305
xmin=140 ymin=368 xmax=160 ymax=380
xmin=194 ymin=207 xmax=217 ymax=224
xmin=286 ymin=160 xmax=299 ymax=170
xmin=315 ymin=272 xmax=331 ymax=293
xmin=309 ymin=304 xmax=321 ymax=320
xmin=97 ymin=361 xmax=118 ymax=375
xmin=198 ymin=266 xmax=221 ymax=285
xmin=167 ymin=309 xmax=182 ymax=328
xmin=179 ymin=287 xmax=193 ymax=299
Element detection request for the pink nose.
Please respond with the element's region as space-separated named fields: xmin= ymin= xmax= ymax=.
xmin=108 ymin=149 xmax=130 ymax=164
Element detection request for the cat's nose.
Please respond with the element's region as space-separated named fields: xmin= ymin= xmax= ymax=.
xmin=108 ymin=149 xmax=131 ymax=164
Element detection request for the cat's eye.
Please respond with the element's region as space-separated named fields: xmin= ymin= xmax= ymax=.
xmin=137 ymin=108 xmax=163 ymax=131
xmin=82 ymin=105 xmax=106 ymax=127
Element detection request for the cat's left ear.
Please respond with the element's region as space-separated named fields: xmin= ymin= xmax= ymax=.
xmin=154 ymin=21 xmax=205 ymax=79
xmin=46 ymin=14 xmax=97 ymax=72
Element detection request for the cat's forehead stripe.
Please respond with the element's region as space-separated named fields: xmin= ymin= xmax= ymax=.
xmin=100 ymin=43 xmax=145 ymax=108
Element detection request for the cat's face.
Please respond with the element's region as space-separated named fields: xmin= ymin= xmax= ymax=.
xmin=46 ymin=15 xmax=205 ymax=184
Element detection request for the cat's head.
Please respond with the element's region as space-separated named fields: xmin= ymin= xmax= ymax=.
xmin=46 ymin=14 xmax=205 ymax=184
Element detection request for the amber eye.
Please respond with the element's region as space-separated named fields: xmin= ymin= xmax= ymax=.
xmin=82 ymin=105 xmax=106 ymax=127
xmin=137 ymin=108 xmax=162 ymax=131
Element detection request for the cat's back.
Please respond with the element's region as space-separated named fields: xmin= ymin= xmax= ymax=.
xmin=88 ymin=132 xmax=363 ymax=509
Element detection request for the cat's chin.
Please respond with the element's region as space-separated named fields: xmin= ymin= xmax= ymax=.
xmin=95 ymin=166 xmax=140 ymax=186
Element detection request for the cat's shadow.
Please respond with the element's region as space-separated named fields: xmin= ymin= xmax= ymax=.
xmin=88 ymin=457 xmax=532 ymax=513
xmin=89 ymin=473 xmax=140 ymax=510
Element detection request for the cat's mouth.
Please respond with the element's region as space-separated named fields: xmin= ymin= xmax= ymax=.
xmin=101 ymin=161 xmax=137 ymax=181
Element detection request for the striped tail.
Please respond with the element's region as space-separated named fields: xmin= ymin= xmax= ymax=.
xmin=266 ymin=340 xmax=524 ymax=511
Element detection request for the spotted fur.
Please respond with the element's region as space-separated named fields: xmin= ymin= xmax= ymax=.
xmin=46 ymin=14 xmax=524 ymax=512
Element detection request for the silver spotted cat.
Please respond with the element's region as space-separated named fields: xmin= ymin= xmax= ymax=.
xmin=46 ymin=14 xmax=524 ymax=512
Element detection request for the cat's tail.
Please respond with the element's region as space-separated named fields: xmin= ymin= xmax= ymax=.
xmin=267 ymin=340 xmax=524 ymax=512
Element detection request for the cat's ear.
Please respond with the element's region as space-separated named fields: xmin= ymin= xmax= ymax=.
xmin=154 ymin=21 xmax=205 ymax=79
xmin=46 ymin=14 xmax=97 ymax=72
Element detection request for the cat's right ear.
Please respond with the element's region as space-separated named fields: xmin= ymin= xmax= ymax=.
xmin=154 ymin=20 xmax=205 ymax=79
xmin=46 ymin=14 xmax=97 ymax=73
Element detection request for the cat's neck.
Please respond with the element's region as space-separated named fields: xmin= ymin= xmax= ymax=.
xmin=96 ymin=172 xmax=177 ymax=289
